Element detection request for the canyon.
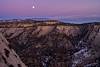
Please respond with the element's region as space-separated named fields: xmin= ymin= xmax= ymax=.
xmin=0 ymin=19 xmax=100 ymax=67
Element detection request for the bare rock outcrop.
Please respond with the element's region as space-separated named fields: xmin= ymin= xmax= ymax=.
xmin=0 ymin=33 xmax=27 ymax=67
xmin=0 ymin=20 xmax=100 ymax=67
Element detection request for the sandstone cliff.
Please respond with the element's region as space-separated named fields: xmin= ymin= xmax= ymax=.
xmin=0 ymin=19 xmax=100 ymax=67
xmin=0 ymin=33 xmax=27 ymax=67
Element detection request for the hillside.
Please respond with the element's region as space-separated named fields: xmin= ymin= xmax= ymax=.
xmin=0 ymin=19 xmax=100 ymax=67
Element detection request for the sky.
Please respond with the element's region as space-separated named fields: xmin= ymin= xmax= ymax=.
xmin=0 ymin=0 xmax=100 ymax=19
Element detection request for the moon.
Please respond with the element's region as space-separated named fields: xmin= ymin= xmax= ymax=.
xmin=32 ymin=6 xmax=35 ymax=9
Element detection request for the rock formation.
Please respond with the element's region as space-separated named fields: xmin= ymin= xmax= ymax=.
xmin=0 ymin=19 xmax=100 ymax=67
xmin=0 ymin=33 xmax=27 ymax=67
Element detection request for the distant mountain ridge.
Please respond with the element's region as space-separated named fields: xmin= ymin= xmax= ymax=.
xmin=0 ymin=16 xmax=100 ymax=23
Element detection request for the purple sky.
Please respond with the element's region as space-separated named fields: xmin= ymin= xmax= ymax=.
xmin=0 ymin=0 xmax=100 ymax=18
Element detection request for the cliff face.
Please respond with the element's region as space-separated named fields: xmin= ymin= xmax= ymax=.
xmin=0 ymin=20 xmax=100 ymax=67
xmin=0 ymin=33 xmax=27 ymax=67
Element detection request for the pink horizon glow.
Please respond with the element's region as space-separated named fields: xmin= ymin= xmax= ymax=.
xmin=0 ymin=0 xmax=100 ymax=17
